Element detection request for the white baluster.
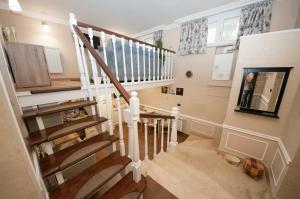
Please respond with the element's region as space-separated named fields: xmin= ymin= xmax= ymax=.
xmin=167 ymin=119 xmax=171 ymax=151
xmin=121 ymin=38 xmax=127 ymax=83
xmin=100 ymin=32 xmax=114 ymax=141
xmin=142 ymin=44 xmax=146 ymax=81
xmin=157 ymin=48 xmax=160 ymax=80
xmin=115 ymin=91 xmax=125 ymax=156
xmin=69 ymin=13 xmax=86 ymax=87
xmin=36 ymin=116 xmax=65 ymax=184
xmin=129 ymin=91 xmax=141 ymax=182
xmin=148 ymin=46 xmax=151 ymax=81
xmin=129 ymin=40 xmax=134 ymax=83
xmin=124 ymin=108 xmax=133 ymax=159
xmin=161 ymin=50 xmax=164 ymax=80
xmin=78 ymin=40 xmax=96 ymax=114
xmin=168 ymin=51 xmax=171 ymax=79
xmin=170 ymin=52 xmax=174 ymax=79
xmin=165 ymin=51 xmax=169 ymax=79
xmin=153 ymin=119 xmax=158 ymax=158
xmin=170 ymin=107 xmax=179 ymax=152
xmin=164 ymin=50 xmax=167 ymax=80
xmin=160 ymin=119 xmax=164 ymax=153
xmin=100 ymin=32 xmax=108 ymax=81
xmin=112 ymin=35 xmax=119 ymax=81
xmin=87 ymin=28 xmax=103 ymax=118
xmin=143 ymin=119 xmax=149 ymax=160
xmin=153 ymin=47 xmax=156 ymax=81
xmin=136 ymin=42 xmax=140 ymax=82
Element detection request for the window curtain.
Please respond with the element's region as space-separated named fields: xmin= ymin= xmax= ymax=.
xmin=235 ymin=0 xmax=273 ymax=48
xmin=178 ymin=17 xmax=208 ymax=56
xmin=153 ymin=30 xmax=163 ymax=44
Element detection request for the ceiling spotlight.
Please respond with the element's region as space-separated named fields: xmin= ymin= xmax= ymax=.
xmin=42 ymin=21 xmax=51 ymax=32
xmin=9 ymin=0 xmax=22 ymax=12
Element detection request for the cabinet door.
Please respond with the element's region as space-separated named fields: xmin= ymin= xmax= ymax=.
xmin=6 ymin=42 xmax=51 ymax=88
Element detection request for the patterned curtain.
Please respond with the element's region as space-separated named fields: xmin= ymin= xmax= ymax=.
xmin=235 ymin=0 xmax=273 ymax=48
xmin=153 ymin=30 xmax=163 ymax=44
xmin=178 ymin=17 xmax=208 ymax=56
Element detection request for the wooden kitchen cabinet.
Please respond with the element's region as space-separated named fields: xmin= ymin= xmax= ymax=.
xmin=5 ymin=42 xmax=51 ymax=88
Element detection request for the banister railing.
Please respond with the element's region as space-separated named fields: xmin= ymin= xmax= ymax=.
xmin=69 ymin=13 xmax=178 ymax=184
xmin=72 ymin=25 xmax=130 ymax=103
xmin=77 ymin=21 xmax=175 ymax=53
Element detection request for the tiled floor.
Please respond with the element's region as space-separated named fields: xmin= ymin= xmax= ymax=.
xmin=143 ymin=134 xmax=270 ymax=199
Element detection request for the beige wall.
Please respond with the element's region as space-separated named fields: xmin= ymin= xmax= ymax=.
xmin=0 ymin=10 xmax=79 ymax=78
xmin=270 ymin=0 xmax=300 ymax=31
xmin=0 ymin=50 xmax=44 ymax=198
xmin=138 ymin=0 xmax=300 ymax=138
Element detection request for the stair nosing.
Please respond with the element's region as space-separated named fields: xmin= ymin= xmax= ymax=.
xmin=23 ymin=100 xmax=97 ymax=119
xmin=40 ymin=132 xmax=119 ymax=178
xmin=28 ymin=116 xmax=107 ymax=146
xmin=100 ymin=172 xmax=146 ymax=199
xmin=49 ymin=151 xmax=131 ymax=199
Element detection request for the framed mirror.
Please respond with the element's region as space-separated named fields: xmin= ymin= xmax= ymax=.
xmin=235 ymin=67 xmax=293 ymax=118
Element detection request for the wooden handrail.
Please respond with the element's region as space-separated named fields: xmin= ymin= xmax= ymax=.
xmin=77 ymin=21 xmax=176 ymax=53
xmin=73 ymin=25 xmax=130 ymax=104
xmin=140 ymin=113 xmax=175 ymax=120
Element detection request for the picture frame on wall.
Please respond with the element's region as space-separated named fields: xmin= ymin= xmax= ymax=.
xmin=161 ymin=86 xmax=168 ymax=94
xmin=176 ymin=87 xmax=184 ymax=96
xmin=168 ymin=87 xmax=176 ymax=95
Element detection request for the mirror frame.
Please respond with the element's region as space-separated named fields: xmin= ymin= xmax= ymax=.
xmin=235 ymin=67 xmax=293 ymax=118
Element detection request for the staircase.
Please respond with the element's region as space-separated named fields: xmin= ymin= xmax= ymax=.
xmin=21 ymin=13 xmax=179 ymax=199
xmin=24 ymin=100 xmax=146 ymax=199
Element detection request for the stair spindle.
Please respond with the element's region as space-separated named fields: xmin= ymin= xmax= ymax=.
xmin=170 ymin=52 xmax=174 ymax=79
xmin=129 ymin=40 xmax=134 ymax=82
xmin=121 ymin=38 xmax=127 ymax=83
xmin=160 ymin=119 xmax=164 ymax=153
xmin=112 ymin=35 xmax=119 ymax=81
xmin=153 ymin=119 xmax=158 ymax=158
xmin=161 ymin=50 xmax=164 ymax=80
xmin=157 ymin=48 xmax=160 ymax=80
xmin=100 ymin=31 xmax=109 ymax=83
xmin=167 ymin=119 xmax=171 ymax=151
xmin=87 ymin=28 xmax=103 ymax=118
xmin=136 ymin=42 xmax=140 ymax=82
xmin=142 ymin=44 xmax=146 ymax=81
xmin=78 ymin=40 xmax=96 ymax=115
xmin=153 ymin=47 xmax=156 ymax=81
xmin=148 ymin=47 xmax=151 ymax=81
xmin=164 ymin=50 xmax=167 ymax=80
xmin=143 ymin=119 xmax=149 ymax=160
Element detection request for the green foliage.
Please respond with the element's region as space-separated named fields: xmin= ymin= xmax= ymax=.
xmin=155 ymin=38 xmax=165 ymax=64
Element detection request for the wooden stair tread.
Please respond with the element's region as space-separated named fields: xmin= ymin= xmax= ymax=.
xmin=39 ymin=132 xmax=118 ymax=178
xmin=100 ymin=172 xmax=146 ymax=199
xmin=50 ymin=151 xmax=131 ymax=199
xmin=30 ymin=86 xmax=81 ymax=94
xmin=28 ymin=116 xmax=107 ymax=146
xmin=23 ymin=100 xmax=97 ymax=119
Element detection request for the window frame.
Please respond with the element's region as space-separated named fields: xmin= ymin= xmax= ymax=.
xmin=207 ymin=9 xmax=241 ymax=47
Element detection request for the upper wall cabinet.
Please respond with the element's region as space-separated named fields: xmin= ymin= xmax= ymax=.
xmin=43 ymin=47 xmax=63 ymax=74
xmin=5 ymin=42 xmax=51 ymax=88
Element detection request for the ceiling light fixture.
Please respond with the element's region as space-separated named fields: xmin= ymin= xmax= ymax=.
xmin=8 ymin=0 xmax=22 ymax=12
xmin=42 ymin=21 xmax=51 ymax=32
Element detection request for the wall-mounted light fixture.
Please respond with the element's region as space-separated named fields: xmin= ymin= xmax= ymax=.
xmin=42 ymin=21 xmax=51 ymax=32
xmin=9 ymin=0 xmax=22 ymax=12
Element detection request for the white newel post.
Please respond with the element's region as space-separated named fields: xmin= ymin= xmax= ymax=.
xmin=169 ymin=107 xmax=179 ymax=152
xmin=129 ymin=91 xmax=141 ymax=182
xmin=69 ymin=13 xmax=85 ymax=87
xmin=115 ymin=92 xmax=125 ymax=156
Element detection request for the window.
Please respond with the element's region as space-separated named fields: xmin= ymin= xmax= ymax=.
xmin=222 ymin=17 xmax=240 ymax=42
xmin=207 ymin=22 xmax=217 ymax=44
xmin=207 ymin=9 xmax=241 ymax=46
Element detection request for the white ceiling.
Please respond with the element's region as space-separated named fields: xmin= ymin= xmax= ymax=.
xmin=1 ymin=0 xmax=239 ymax=35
